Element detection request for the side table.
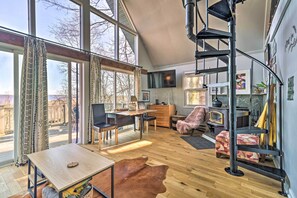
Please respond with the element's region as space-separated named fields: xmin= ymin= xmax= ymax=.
xmin=170 ymin=115 xmax=186 ymax=130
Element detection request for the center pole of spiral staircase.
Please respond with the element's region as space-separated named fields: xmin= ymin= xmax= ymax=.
xmin=225 ymin=0 xmax=244 ymax=177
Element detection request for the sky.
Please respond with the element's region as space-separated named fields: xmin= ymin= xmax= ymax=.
xmin=0 ymin=0 xmax=78 ymax=95
xmin=0 ymin=0 xmax=132 ymax=95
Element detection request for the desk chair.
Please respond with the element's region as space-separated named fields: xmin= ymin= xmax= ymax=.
xmin=138 ymin=101 xmax=157 ymax=133
xmin=92 ymin=104 xmax=118 ymax=150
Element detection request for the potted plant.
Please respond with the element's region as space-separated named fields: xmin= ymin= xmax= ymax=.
xmin=253 ymin=81 xmax=267 ymax=94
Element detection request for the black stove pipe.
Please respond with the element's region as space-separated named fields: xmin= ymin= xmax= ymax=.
xmin=182 ymin=0 xmax=229 ymax=64
xmin=183 ymin=0 xmax=196 ymax=43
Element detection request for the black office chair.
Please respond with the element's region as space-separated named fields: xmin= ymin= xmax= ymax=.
xmin=92 ymin=104 xmax=118 ymax=150
xmin=138 ymin=101 xmax=157 ymax=133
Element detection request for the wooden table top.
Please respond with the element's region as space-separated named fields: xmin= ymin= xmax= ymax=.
xmin=108 ymin=109 xmax=156 ymax=116
xmin=27 ymin=144 xmax=114 ymax=192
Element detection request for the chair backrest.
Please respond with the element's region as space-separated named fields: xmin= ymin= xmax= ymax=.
xmin=138 ymin=101 xmax=146 ymax=110
xmin=92 ymin=104 xmax=106 ymax=125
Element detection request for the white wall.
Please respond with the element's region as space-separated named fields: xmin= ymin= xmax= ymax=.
xmin=146 ymin=51 xmax=264 ymax=115
xmin=138 ymin=36 xmax=154 ymax=91
xmin=268 ymin=1 xmax=297 ymax=197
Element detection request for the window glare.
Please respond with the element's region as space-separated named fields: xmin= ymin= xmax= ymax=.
xmin=0 ymin=0 xmax=28 ymax=33
xmin=36 ymin=0 xmax=81 ymax=48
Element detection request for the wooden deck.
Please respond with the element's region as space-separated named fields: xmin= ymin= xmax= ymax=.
xmin=1 ymin=127 xmax=282 ymax=198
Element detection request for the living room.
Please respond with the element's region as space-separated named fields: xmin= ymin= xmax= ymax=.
xmin=0 ymin=0 xmax=296 ymax=198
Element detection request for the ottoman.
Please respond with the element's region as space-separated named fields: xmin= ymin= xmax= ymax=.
xmin=215 ymin=130 xmax=260 ymax=163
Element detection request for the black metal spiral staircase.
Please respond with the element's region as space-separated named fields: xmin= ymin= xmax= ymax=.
xmin=182 ymin=0 xmax=287 ymax=196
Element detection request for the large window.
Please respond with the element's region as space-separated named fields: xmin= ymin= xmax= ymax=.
xmin=101 ymin=70 xmax=115 ymax=111
xmin=0 ymin=0 xmax=138 ymax=64
xmin=101 ymin=69 xmax=134 ymax=110
xmin=36 ymin=0 xmax=81 ymax=48
xmin=116 ymin=72 xmax=134 ymax=108
xmin=183 ymin=73 xmax=207 ymax=106
xmin=119 ymin=28 xmax=135 ymax=64
xmin=90 ymin=0 xmax=137 ymax=64
xmin=0 ymin=0 xmax=28 ymax=33
xmin=90 ymin=0 xmax=115 ymax=18
xmin=90 ymin=13 xmax=115 ymax=59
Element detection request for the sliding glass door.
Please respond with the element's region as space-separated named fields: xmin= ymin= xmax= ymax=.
xmin=0 ymin=51 xmax=14 ymax=165
xmin=47 ymin=59 xmax=81 ymax=147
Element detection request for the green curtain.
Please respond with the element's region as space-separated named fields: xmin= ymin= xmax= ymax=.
xmin=17 ymin=37 xmax=49 ymax=165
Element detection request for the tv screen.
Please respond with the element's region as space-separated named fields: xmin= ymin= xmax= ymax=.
xmin=148 ymin=70 xmax=176 ymax=88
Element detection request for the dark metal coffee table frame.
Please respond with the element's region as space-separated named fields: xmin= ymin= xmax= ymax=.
xmin=28 ymin=159 xmax=114 ymax=198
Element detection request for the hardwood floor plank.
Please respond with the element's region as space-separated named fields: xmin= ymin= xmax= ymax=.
xmin=2 ymin=127 xmax=283 ymax=198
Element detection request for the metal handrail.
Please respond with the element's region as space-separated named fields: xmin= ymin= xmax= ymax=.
xmin=219 ymin=39 xmax=283 ymax=85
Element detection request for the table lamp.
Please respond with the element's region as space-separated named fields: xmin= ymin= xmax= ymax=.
xmin=129 ymin=96 xmax=138 ymax=111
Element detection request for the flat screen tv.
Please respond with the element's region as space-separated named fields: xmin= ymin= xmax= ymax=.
xmin=148 ymin=70 xmax=176 ymax=88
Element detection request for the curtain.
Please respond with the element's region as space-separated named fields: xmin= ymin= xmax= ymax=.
xmin=134 ymin=67 xmax=142 ymax=100
xmin=88 ymin=55 xmax=101 ymax=142
xmin=17 ymin=37 xmax=48 ymax=165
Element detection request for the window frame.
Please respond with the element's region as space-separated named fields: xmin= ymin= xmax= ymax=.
xmin=100 ymin=66 xmax=135 ymax=110
xmin=183 ymin=72 xmax=208 ymax=107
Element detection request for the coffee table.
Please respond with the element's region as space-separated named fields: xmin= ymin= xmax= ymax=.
xmin=27 ymin=144 xmax=114 ymax=198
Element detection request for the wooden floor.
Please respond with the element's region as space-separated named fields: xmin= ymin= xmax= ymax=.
xmin=1 ymin=127 xmax=282 ymax=198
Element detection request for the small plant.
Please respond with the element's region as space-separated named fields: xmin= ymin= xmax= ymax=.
xmin=253 ymin=81 xmax=267 ymax=94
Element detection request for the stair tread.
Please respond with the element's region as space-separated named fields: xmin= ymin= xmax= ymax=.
xmin=208 ymin=0 xmax=232 ymax=22
xmin=237 ymin=161 xmax=286 ymax=181
xmin=197 ymin=28 xmax=231 ymax=39
xmin=208 ymin=0 xmax=245 ymax=22
xmin=237 ymin=145 xmax=281 ymax=155
xmin=236 ymin=126 xmax=268 ymax=134
xmin=196 ymin=50 xmax=230 ymax=59
xmin=196 ymin=67 xmax=228 ymax=74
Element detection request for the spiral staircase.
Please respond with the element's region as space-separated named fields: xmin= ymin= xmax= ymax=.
xmin=182 ymin=0 xmax=287 ymax=196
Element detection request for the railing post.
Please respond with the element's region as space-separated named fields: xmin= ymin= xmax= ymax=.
xmin=225 ymin=0 xmax=244 ymax=176
xmin=205 ymin=0 xmax=209 ymax=30
xmin=249 ymin=60 xmax=254 ymax=130
xmin=278 ymin=84 xmax=287 ymax=196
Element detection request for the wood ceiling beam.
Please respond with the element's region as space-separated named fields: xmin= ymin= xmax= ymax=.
xmin=0 ymin=30 xmax=147 ymax=74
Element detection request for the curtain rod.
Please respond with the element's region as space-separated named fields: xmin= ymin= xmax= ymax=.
xmin=0 ymin=26 xmax=142 ymax=69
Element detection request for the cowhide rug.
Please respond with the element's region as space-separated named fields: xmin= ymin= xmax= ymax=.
xmin=10 ymin=156 xmax=168 ymax=198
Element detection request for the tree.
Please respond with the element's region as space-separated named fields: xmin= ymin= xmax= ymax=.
xmin=39 ymin=0 xmax=135 ymax=109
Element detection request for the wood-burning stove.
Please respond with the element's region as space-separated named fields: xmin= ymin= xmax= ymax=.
xmin=207 ymin=107 xmax=249 ymax=135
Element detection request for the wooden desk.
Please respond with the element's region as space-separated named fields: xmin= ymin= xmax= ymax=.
xmin=27 ymin=144 xmax=114 ymax=198
xmin=108 ymin=109 xmax=156 ymax=139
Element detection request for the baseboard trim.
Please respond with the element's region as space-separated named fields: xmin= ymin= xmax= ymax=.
xmin=202 ymin=134 xmax=215 ymax=144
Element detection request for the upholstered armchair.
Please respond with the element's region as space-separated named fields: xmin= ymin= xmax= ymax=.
xmin=176 ymin=106 xmax=208 ymax=135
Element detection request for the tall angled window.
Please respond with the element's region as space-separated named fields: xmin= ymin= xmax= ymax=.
xmin=119 ymin=2 xmax=134 ymax=30
xmin=0 ymin=0 xmax=28 ymax=33
xmin=119 ymin=28 xmax=135 ymax=64
xmin=91 ymin=13 xmax=115 ymax=59
xmin=36 ymin=0 xmax=81 ymax=48
xmin=90 ymin=0 xmax=115 ymax=18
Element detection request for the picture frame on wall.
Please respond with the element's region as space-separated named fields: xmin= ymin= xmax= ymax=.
xmin=236 ymin=70 xmax=251 ymax=95
xmin=141 ymin=90 xmax=150 ymax=102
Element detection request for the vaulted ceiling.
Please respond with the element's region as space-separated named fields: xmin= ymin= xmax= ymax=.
xmin=123 ymin=0 xmax=267 ymax=66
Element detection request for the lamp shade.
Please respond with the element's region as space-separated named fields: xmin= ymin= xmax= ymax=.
xmin=130 ymin=96 xmax=138 ymax=102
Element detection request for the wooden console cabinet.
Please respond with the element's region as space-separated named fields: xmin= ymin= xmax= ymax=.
xmin=147 ymin=105 xmax=176 ymax=128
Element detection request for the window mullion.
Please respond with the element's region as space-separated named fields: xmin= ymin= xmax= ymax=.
xmin=28 ymin=0 xmax=36 ymax=35
xmin=115 ymin=0 xmax=119 ymax=61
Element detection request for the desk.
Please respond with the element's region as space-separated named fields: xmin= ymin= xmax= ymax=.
xmin=108 ymin=109 xmax=156 ymax=139
xmin=27 ymin=144 xmax=114 ymax=198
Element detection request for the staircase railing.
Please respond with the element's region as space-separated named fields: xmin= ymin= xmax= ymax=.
xmin=183 ymin=0 xmax=286 ymax=195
